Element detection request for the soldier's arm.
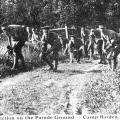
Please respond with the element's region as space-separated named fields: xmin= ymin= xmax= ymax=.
xmin=6 ymin=33 xmax=13 ymax=48
xmin=81 ymin=32 xmax=85 ymax=43
xmin=41 ymin=34 xmax=45 ymax=42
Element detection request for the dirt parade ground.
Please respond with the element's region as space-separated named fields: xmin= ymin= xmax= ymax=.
xmin=0 ymin=57 xmax=120 ymax=115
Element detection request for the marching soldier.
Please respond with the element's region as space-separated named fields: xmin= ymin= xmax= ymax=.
xmin=64 ymin=35 xmax=75 ymax=63
xmin=88 ymin=29 xmax=95 ymax=60
xmin=40 ymin=26 xmax=61 ymax=71
xmin=97 ymin=25 xmax=107 ymax=64
xmin=98 ymin=25 xmax=120 ymax=70
xmin=64 ymin=35 xmax=83 ymax=63
xmin=81 ymin=26 xmax=90 ymax=58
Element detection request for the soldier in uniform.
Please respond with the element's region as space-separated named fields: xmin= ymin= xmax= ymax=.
xmin=98 ymin=25 xmax=111 ymax=64
xmin=64 ymin=35 xmax=83 ymax=63
xmin=98 ymin=25 xmax=120 ymax=70
xmin=92 ymin=25 xmax=107 ymax=64
xmin=1 ymin=25 xmax=27 ymax=70
xmin=88 ymin=29 xmax=96 ymax=60
xmin=81 ymin=26 xmax=90 ymax=58
xmin=40 ymin=26 xmax=61 ymax=71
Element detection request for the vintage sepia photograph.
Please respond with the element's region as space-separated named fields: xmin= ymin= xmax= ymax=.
xmin=0 ymin=0 xmax=120 ymax=119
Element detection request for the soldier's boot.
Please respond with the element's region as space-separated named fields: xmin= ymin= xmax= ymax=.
xmin=46 ymin=58 xmax=54 ymax=70
xmin=101 ymin=53 xmax=107 ymax=64
xmin=11 ymin=54 xmax=19 ymax=70
xmin=77 ymin=50 xmax=82 ymax=63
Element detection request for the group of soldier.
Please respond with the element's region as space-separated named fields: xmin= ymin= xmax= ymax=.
xmin=81 ymin=25 xmax=120 ymax=71
xmin=0 ymin=24 xmax=120 ymax=72
xmin=0 ymin=25 xmax=62 ymax=71
xmin=62 ymin=25 xmax=120 ymax=71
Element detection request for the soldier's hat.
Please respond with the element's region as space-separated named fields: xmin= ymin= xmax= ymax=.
xmin=1 ymin=26 xmax=5 ymax=30
xmin=41 ymin=26 xmax=52 ymax=30
xmin=98 ymin=25 xmax=104 ymax=29
xmin=90 ymin=29 xmax=94 ymax=32
xmin=1 ymin=26 xmax=8 ymax=31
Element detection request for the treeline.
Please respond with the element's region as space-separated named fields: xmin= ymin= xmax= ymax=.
xmin=0 ymin=0 xmax=120 ymax=31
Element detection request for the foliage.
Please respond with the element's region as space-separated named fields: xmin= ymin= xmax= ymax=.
xmin=0 ymin=0 xmax=120 ymax=30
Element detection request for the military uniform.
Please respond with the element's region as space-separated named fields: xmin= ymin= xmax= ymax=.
xmin=2 ymin=25 xmax=27 ymax=70
xmin=64 ymin=35 xmax=83 ymax=63
xmin=88 ymin=29 xmax=95 ymax=59
xmin=105 ymin=33 xmax=120 ymax=70
xmin=81 ymin=27 xmax=90 ymax=58
xmin=68 ymin=37 xmax=75 ymax=63
xmin=40 ymin=26 xmax=61 ymax=71
xmin=96 ymin=26 xmax=107 ymax=64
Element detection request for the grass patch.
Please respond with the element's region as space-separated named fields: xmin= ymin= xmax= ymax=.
xmin=77 ymin=68 xmax=120 ymax=114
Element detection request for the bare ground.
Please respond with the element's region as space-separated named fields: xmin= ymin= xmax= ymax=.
xmin=0 ymin=58 xmax=120 ymax=115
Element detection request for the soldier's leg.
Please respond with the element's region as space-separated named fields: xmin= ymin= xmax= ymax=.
xmin=108 ymin=59 xmax=112 ymax=68
xmin=41 ymin=43 xmax=54 ymax=70
xmin=18 ymin=51 xmax=26 ymax=68
xmin=85 ymin=41 xmax=89 ymax=58
xmin=97 ymin=48 xmax=102 ymax=63
xmin=87 ymin=41 xmax=91 ymax=60
xmin=112 ymin=54 xmax=118 ymax=71
xmin=11 ymin=42 xmax=19 ymax=70
xmin=107 ymin=52 xmax=112 ymax=68
xmin=73 ymin=50 xmax=77 ymax=61
xmin=53 ymin=51 xmax=59 ymax=71
xmin=101 ymin=53 xmax=107 ymax=64
xmin=89 ymin=47 xmax=92 ymax=60
xmin=77 ymin=50 xmax=82 ymax=63
xmin=89 ymin=45 xmax=94 ymax=60
xmin=85 ymin=45 xmax=88 ymax=58
xmin=91 ymin=43 xmax=94 ymax=59
xmin=112 ymin=47 xmax=120 ymax=71
xmin=97 ymin=40 xmax=103 ymax=64
xmin=11 ymin=52 xmax=19 ymax=70
xmin=17 ymin=41 xmax=26 ymax=68
xmin=69 ymin=51 xmax=74 ymax=63
xmin=42 ymin=53 xmax=54 ymax=69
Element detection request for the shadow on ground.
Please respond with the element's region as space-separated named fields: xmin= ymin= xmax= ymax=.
xmin=87 ymin=70 xmax=102 ymax=73
xmin=0 ymin=62 xmax=43 ymax=79
xmin=56 ymin=69 xmax=85 ymax=74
